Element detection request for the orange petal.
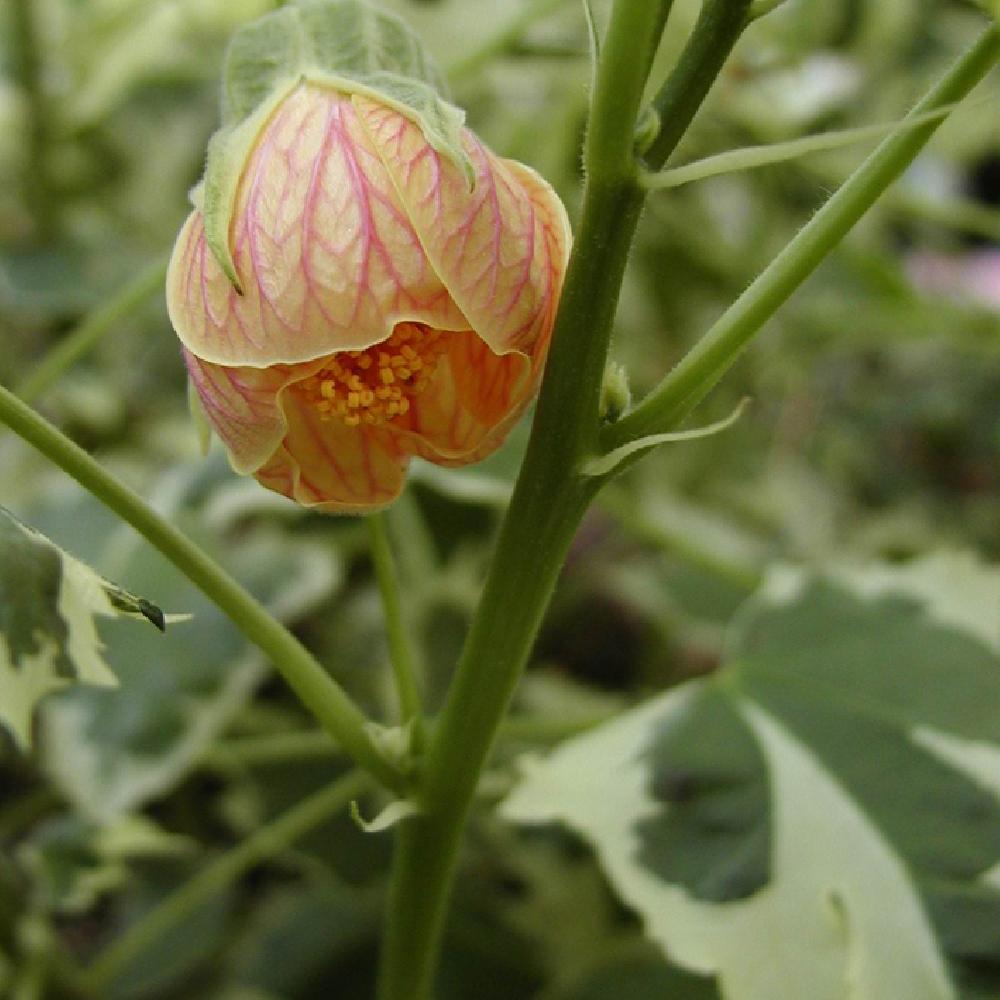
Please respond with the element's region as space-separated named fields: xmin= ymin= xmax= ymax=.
xmin=182 ymin=349 xmax=323 ymax=474
xmin=256 ymin=395 xmax=410 ymax=513
xmin=354 ymin=96 xmax=571 ymax=359
xmin=393 ymin=330 xmax=535 ymax=465
xmin=167 ymin=84 xmax=467 ymax=368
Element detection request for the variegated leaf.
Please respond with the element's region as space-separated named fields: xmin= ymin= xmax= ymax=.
xmin=504 ymin=553 xmax=1000 ymax=1000
xmin=0 ymin=507 xmax=165 ymax=749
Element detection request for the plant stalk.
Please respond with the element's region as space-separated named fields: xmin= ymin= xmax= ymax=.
xmin=0 ymin=385 xmax=406 ymax=794
xmin=17 ymin=255 xmax=170 ymax=403
xmin=642 ymin=0 xmax=753 ymax=171
xmin=375 ymin=2 xmax=670 ymax=996
xmin=368 ymin=512 xmax=425 ymax=743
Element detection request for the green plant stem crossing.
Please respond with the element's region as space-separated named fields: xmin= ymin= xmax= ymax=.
xmin=0 ymin=384 xmax=406 ymax=794
xmin=607 ymin=23 xmax=1000 ymax=447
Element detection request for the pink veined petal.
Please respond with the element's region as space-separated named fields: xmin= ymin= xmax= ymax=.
xmin=167 ymin=84 xmax=468 ymax=368
xmin=182 ymin=349 xmax=325 ymax=474
xmin=256 ymin=394 xmax=410 ymax=512
xmin=354 ymin=96 xmax=572 ymax=359
xmin=394 ymin=330 xmax=533 ymax=463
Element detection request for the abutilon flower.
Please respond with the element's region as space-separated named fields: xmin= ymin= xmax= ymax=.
xmin=167 ymin=72 xmax=569 ymax=512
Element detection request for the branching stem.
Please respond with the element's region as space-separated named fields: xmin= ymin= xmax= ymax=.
xmin=605 ymin=24 xmax=1000 ymax=449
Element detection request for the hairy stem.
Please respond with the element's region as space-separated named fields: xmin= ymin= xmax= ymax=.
xmin=375 ymin=3 xmax=673 ymax=997
xmin=84 ymin=770 xmax=370 ymax=993
xmin=0 ymin=385 xmax=405 ymax=793
xmin=642 ymin=0 xmax=753 ymax=171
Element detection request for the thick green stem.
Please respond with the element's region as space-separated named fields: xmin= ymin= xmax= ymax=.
xmin=642 ymin=0 xmax=753 ymax=171
xmin=606 ymin=24 xmax=1000 ymax=448
xmin=0 ymin=385 xmax=405 ymax=793
xmin=368 ymin=512 xmax=425 ymax=742
xmin=84 ymin=770 xmax=369 ymax=993
xmin=16 ymin=256 xmax=170 ymax=403
xmin=375 ymin=3 xmax=670 ymax=997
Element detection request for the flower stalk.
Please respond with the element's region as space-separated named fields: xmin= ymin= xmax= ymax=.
xmin=368 ymin=512 xmax=425 ymax=743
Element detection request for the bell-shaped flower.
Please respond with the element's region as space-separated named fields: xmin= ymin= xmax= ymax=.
xmin=167 ymin=75 xmax=570 ymax=513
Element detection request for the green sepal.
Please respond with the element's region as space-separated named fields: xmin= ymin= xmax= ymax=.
xmin=202 ymin=0 xmax=473 ymax=291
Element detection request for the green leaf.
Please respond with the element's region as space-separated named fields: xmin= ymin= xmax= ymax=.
xmin=0 ymin=507 xmax=165 ymax=749
xmin=581 ymin=399 xmax=750 ymax=477
xmin=552 ymin=942 xmax=720 ymax=1000
xmin=504 ymin=553 xmax=1000 ymax=1000
xmin=203 ymin=0 xmax=471 ymax=287
xmin=640 ymin=102 xmax=972 ymax=192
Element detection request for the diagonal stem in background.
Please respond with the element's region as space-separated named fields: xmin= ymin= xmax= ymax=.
xmin=83 ymin=769 xmax=371 ymax=993
xmin=16 ymin=255 xmax=170 ymax=404
xmin=0 ymin=385 xmax=407 ymax=794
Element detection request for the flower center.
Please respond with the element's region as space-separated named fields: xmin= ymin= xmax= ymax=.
xmin=304 ymin=323 xmax=448 ymax=427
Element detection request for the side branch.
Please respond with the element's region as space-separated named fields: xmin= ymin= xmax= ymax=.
xmin=605 ymin=23 xmax=1000 ymax=451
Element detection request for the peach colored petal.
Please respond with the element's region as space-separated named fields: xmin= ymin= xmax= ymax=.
xmin=354 ymin=96 xmax=571 ymax=358
xmin=182 ymin=349 xmax=325 ymax=474
xmin=255 ymin=394 xmax=410 ymax=513
xmin=394 ymin=330 xmax=534 ymax=464
xmin=167 ymin=84 xmax=468 ymax=368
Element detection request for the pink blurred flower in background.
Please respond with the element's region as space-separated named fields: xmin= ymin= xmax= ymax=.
xmin=167 ymin=83 xmax=570 ymax=513
xmin=906 ymin=248 xmax=1000 ymax=312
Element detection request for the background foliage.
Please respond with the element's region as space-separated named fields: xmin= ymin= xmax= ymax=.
xmin=1 ymin=0 xmax=998 ymax=997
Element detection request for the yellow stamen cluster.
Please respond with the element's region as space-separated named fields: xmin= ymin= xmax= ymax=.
xmin=305 ymin=323 xmax=447 ymax=427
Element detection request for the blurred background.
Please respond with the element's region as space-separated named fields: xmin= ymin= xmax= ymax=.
xmin=0 ymin=1 xmax=998 ymax=997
